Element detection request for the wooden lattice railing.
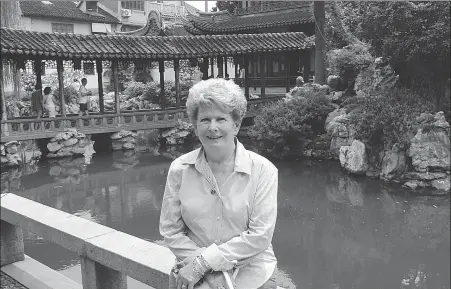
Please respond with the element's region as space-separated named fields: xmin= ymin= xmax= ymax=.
xmin=0 ymin=97 xmax=282 ymax=142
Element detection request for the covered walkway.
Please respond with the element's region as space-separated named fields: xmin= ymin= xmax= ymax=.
xmin=1 ymin=27 xmax=311 ymax=142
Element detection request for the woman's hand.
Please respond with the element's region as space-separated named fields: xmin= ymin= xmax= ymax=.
xmin=177 ymin=248 xmax=206 ymax=268
xmin=204 ymin=271 xmax=235 ymax=289
xmin=176 ymin=261 xmax=202 ymax=289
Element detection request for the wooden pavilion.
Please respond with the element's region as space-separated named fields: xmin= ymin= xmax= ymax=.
xmin=0 ymin=26 xmax=313 ymax=140
xmin=182 ymin=1 xmax=316 ymax=85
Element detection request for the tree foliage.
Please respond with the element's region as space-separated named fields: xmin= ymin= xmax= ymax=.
xmin=359 ymin=2 xmax=450 ymax=93
xmin=248 ymin=92 xmax=335 ymax=159
xmin=212 ymin=1 xmax=239 ymax=13
xmin=331 ymin=2 xmax=450 ymax=106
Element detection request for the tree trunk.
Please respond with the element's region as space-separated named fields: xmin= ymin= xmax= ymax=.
xmin=314 ymin=1 xmax=326 ymax=84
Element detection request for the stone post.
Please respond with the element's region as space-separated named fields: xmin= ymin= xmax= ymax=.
xmin=80 ymin=256 xmax=127 ymax=289
xmin=0 ymin=220 xmax=25 ymax=266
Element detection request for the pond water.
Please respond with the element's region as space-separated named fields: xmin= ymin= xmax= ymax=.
xmin=1 ymin=143 xmax=450 ymax=289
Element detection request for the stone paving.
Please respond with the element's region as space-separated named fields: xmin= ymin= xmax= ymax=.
xmin=0 ymin=271 xmax=28 ymax=289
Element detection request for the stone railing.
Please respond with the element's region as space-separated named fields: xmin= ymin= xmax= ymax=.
xmin=1 ymin=193 xmax=173 ymax=289
xmin=1 ymin=193 xmax=286 ymax=289
xmin=0 ymin=98 xmax=282 ymax=142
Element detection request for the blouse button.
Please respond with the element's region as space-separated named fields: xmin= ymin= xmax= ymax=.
xmin=211 ymin=189 xmax=216 ymax=195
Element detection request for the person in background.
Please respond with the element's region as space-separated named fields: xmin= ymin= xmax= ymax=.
xmin=70 ymin=78 xmax=81 ymax=91
xmin=160 ymin=78 xmax=278 ymax=289
xmin=78 ymin=78 xmax=92 ymax=116
xmin=30 ymin=83 xmax=44 ymax=119
xmin=43 ymin=86 xmax=56 ymax=118
xmin=284 ymin=75 xmax=305 ymax=101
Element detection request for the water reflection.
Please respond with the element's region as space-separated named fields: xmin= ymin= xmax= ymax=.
xmin=1 ymin=153 xmax=449 ymax=289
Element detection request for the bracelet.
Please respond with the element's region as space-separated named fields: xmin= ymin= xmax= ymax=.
xmin=192 ymin=257 xmax=205 ymax=279
xmin=197 ymin=255 xmax=212 ymax=272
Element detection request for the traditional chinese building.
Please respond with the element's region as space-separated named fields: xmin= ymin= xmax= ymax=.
xmin=182 ymin=1 xmax=316 ymax=85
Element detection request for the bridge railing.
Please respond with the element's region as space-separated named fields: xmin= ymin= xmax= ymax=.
xmin=0 ymin=97 xmax=282 ymax=141
xmin=1 ymin=193 xmax=286 ymax=289
xmin=1 ymin=193 xmax=174 ymax=289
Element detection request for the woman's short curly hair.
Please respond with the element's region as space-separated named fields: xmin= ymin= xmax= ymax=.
xmin=186 ymin=78 xmax=247 ymax=124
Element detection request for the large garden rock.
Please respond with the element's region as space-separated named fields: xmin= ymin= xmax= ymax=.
xmin=327 ymin=75 xmax=341 ymax=91
xmin=326 ymin=110 xmax=355 ymax=158
xmin=340 ymin=140 xmax=368 ymax=174
xmin=161 ymin=120 xmax=194 ymax=145
xmin=408 ymin=112 xmax=450 ymax=173
xmin=0 ymin=140 xmax=42 ymax=167
xmin=47 ymin=128 xmax=95 ymax=161
xmin=380 ymin=143 xmax=408 ymax=180
xmin=354 ymin=57 xmax=399 ymax=98
xmin=110 ymin=130 xmax=138 ymax=151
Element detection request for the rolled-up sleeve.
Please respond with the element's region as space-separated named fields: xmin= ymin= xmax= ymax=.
xmin=201 ymin=165 xmax=278 ymax=271
xmin=159 ymin=162 xmax=201 ymax=260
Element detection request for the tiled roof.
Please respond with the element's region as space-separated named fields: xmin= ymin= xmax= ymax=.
xmin=1 ymin=27 xmax=314 ymax=60
xmin=185 ymin=2 xmax=314 ymax=34
xmin=19 ymin=1 xmax=120 ymax=24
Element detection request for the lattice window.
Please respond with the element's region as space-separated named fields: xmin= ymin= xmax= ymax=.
xmin=51 ymin=23 xmax=74 ymax=34
xmin=121 ymin=1 xmax=145 ymax=11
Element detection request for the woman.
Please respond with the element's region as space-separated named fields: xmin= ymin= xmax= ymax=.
xmin=31 ymin=84 xmax=44 ymax=119
xmin=43 ymin=86 xmax=56 ymax=118
xmin=159 ymin=78 xmax=278 ymax=289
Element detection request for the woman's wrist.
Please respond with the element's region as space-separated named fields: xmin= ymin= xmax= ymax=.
xmin=195 ymin=255 xmax=212 ymax=275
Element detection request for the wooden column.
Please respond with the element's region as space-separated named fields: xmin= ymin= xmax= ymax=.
xmin=224 ymin=57 xmax=228 ymax=78
xmin=57 ymin=59 xmax=66 ymax=116
xmin=217 ymin=56 xmax=223 ymax=78
xmin=14 ymin=59 xmax=25 ymax=102
xmin=96 ymin=60 xmax=104 ymax=113
xmin=1 ymin=60 xmax=6 ymax=121
xmin=174 ymin=59 xmax=181 ymax=109
xmin=251 ymin=54 xmax=257 ymax=89
xmin=33 ymin=59 xmax=42 ymax=88
xmin=314 ymin=1 xmax=326 ymax=84
xmin=260 ymin=52 xmax=266 ymax=98
xmin=303 ymin=50 xmax=311 ymax=83
xmin=111 ymin=60 xmax=120 ymax=115
xmin=202 ymin=57 xmax=209 ymax=80
xmin=159 ymin=60 xmax=165 ymax=108
xmin=285 ymin=53 xmax=291 ymax=92
xmin=244 ymin=55 xmax=250 ymax=100
xmin=210 ymin=58 xmax=214 ymax=78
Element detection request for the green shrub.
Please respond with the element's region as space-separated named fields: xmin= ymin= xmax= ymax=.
xmin=248 ymin=92 xmax=335 ymax=159
xmin=326 ymin=43 xmax=373 ymax=89
xmin=347 ymin=87 xmax=436 ymax=151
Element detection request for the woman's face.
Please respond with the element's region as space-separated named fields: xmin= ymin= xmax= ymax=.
xmin=194 ymin=105 xmax=239 ymax=152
